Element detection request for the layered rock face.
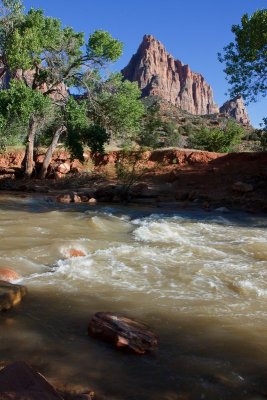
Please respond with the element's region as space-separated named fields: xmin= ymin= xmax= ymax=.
xmin=0 ymin=66 xmax=68 ymax=102
xmin=122 ymin=34 xmax=219 ymax=115
xmin=220 ymin=96 xmax=250 ymax=126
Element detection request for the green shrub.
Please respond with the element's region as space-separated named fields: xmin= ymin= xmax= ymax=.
xmin=188 ymin=121 xmax=244 ymax=152
xmin=259 ymin=117 xmax=267 ymax=150
xmin=182 ymin=122 xmax=196 ymax=136
xmin=161 ymin=121 xmax=180 ymax=147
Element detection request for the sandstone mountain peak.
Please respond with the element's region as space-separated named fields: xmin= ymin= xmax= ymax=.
xmin=122 ymin=35 xmax=251 ymax=125
xmin=220 ymin=96 xmax=250 ymax=126
xmin=122 ymin=34 xmax=219 ymax=116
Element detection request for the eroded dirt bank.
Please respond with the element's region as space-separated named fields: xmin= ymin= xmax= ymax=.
xmin=0 ymin=148 xmax=266 ymax=213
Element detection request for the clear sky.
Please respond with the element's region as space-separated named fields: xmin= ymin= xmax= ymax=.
xmin=23 ymin=0 xmax=267 ymax=127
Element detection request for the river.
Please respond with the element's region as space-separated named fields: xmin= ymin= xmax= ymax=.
xmin=0 ymin=194 xmax=266 ymax=399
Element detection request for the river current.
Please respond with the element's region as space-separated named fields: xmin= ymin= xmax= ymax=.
xmin=0 ymin=194 xmax=266 ymax=399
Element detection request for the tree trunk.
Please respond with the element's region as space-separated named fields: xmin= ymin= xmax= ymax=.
xmin=23 ymin=116 xmax=37 ymax=179
xmin=39 ymin=125 xmax=66 ymax=179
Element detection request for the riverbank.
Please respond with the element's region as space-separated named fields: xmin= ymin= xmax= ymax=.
xmin=0 ymin=148 xmax=266 ymax=213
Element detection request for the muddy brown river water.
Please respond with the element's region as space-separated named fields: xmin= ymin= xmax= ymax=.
xmin=0 ymin=194 xmax=266 ymax=399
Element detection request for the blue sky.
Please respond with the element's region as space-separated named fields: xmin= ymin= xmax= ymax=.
xmin=23 ymin=0 xmax=267 ymax=127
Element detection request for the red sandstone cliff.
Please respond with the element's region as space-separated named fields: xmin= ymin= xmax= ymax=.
xmin=0 ymin=66 xmax=68 ymax=102
xmin=220 ymin=96 xmax=250 ymax=126
xmin=122 ymin=34 xmax=219 ymax=115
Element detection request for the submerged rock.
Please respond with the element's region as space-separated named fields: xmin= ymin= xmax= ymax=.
xmin=0 ymin=361 xmax=63 ymax=399
xmin=57 ymin=194 xmax=72 ymax=204
xmin=88 ymin=312 xmax=158 ymax=354
xmin=73 ymin=193 xmax=82 ymax=203
xmin=67 ymin=249 xmax=86 ymax=258
xmin=0 ymin=268 xmax=21 ymax=282
xmin=88 ymin=197 xmax=97 ymax=205
xmin=232 ymin=181 xmax=254 ymax=193
xmin=0 ymin=281 xmax=26 ymax=311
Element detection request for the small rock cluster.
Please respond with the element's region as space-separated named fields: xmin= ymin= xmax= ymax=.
xmin=57 ymin=192 xmax=97 ymax=204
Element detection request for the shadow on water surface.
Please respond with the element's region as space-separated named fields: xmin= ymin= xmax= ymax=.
xmin=0 ymin=289 xmax=267 ymax=400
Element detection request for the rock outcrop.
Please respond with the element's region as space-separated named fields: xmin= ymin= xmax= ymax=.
xmin=122 ymin=34 xmax=219 ymax=115
xmin=122 ymin=35 xmax=251 ymax=125
xmin=220 ymin=96 xmax=250 ymax=126
xmin=0 ymin=65 xmax=68 ymax=102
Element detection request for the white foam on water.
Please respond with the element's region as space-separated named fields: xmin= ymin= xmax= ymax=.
xmin=133 ymin=221 xmax=189 ymax=244
xmin=1 ymin=200 xmax=267 ymax=317
xmin=237 ymin=280 xmax=267 ymax=297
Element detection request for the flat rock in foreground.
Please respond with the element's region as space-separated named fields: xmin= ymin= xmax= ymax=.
xmin=88 ymin=312 xmax=158 ymax=354
xmin=0 ymin=280 xmax=27 ymax=311
xmin=0 ymin=361 xmax=63 ymax=399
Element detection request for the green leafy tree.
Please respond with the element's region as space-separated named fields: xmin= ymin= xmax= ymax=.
xmin=219 ymin=9 xmax=267 ymax=102
xmin=39 ymin=97 xmax=110 ymax=178
xmin=0 ymin=80 xmax=52 ymax=174
xmin=161 ymin=121 xmax=180 ymax=148
xmin=87 ymin=73 xmax=144 ymax=142
xmin=0 ymin=0 xmax=123 ymax=177
xmin=138 ymin=100 xmax=163 ymax=148
xmin=259 ymin=117 xmax=267 ymax=150
xmin=188 ymin=121 xmax=244 ymax=152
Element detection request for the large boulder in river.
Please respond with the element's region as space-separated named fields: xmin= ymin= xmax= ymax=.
xmin=88 ymin=312 xmax=158 ymax=354
xmin=0 ymin=268 xmax=21 ymax=282
xmin=0 ymin=361 xmax=63 ymax=400
xmin=0 ymin=281 xmax=27 ymax=311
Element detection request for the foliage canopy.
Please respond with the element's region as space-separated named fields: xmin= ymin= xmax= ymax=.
xmin=219 ymin=9 xmax=267 ymax=102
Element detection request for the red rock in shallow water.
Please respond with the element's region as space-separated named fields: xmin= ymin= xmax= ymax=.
xmin=67 ymin=249 xmax=86 ymax=258
xmin=0 ymin=268 xmax=20 ymax=282
xmin=88 ymin=312 xmax=158 ymax=354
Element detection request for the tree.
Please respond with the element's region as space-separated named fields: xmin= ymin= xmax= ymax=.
xmin=138 ymin=99 xmax=163 ymax=148
xmin=0 ymin=0 xmax=123 ymax=177
xmin=259 ymin=117 xmax=267 ymax=150
xmin=0 ymin=80 xmax=52 ymax=176
xmin=86 ymin=73 xmax=144 ymax=142
xmin=219 ymin=10 xmax=267 ymax=102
